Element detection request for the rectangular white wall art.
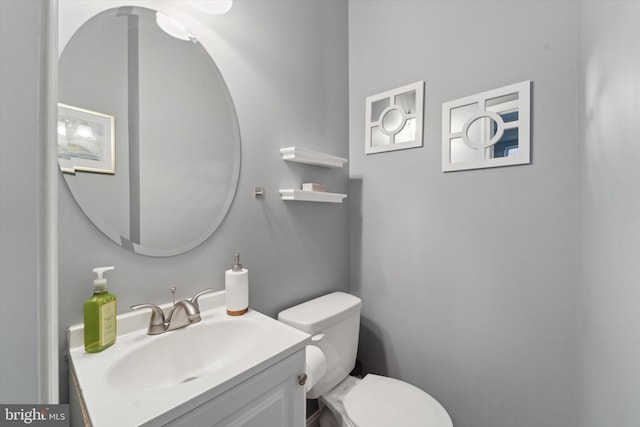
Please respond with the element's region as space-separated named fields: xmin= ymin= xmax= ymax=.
xmin=442 ymin=80 xmax=531 ymax=172
xmin=365 ymin=81 xmax=424 ymax=154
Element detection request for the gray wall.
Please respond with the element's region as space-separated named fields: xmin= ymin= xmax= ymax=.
xmin=348 ymin=2 xmax=577 ymax=427
xmin=577 ymin=2 xmax=640 ymax=426
xmin=57 ymin=0 xmax=349 ymax=402
xmin=5 ymin=1 xmax=639 ymax=425
xmin=0 ymin=0 xmax=54 ymax=403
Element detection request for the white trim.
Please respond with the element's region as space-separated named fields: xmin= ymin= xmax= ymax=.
xmin=39 ymin=0 xmax=59 ymax=404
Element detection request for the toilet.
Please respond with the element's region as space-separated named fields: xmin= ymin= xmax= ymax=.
xmin=278 ymin=292 xmax=453 ymax=427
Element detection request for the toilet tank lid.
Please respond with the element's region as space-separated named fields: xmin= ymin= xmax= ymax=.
xmin=278 ymin=292 xmax=362 ymax=333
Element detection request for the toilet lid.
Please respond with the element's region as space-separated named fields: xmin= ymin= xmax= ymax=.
xmin=342 ymin=375 xmax=453 ymax=427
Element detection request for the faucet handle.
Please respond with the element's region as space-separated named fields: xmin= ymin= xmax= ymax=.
xmin=190 ymin=288 xmax=216 ymax=310
xmin=131 ymin=303 xmax=166 ymax=335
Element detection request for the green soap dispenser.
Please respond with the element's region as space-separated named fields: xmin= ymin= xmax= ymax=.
xmin=84 ymin=266 xmax=117 ymax=353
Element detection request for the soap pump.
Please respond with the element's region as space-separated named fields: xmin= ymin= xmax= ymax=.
xmin=84 ymin=266 xmax=117 ymax=353
xmin=225 ymin=253 xmax=248 ymax=316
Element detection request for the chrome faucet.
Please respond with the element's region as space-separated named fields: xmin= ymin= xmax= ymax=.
xmin=131 ymin=287 xmax=215 ymax=335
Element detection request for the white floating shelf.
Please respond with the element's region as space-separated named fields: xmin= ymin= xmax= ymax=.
xmin=279 ymin=189 xmax=347 ymax=203
xmin=280 ymin=147 xmax=347 ymax=168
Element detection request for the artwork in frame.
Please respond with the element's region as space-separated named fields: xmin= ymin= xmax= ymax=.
xmin=57 ymin=103 xmax=115 ymax=174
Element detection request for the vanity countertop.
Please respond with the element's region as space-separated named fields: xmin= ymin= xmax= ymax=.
xmin=68 ymin=291 xmax=310 ymax=426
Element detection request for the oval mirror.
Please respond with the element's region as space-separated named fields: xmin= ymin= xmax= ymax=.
xmin=58 ymin=6 xmax=241 ymax=257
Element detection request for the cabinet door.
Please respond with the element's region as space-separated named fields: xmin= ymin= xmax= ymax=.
xmin=164 ymin=351 xmax=305 ymax=427
xmin=216 ymin=378 xmax=300 ymax=427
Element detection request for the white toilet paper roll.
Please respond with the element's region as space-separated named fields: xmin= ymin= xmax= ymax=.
xmin=305 ymin=345 xmax=327 ymax=393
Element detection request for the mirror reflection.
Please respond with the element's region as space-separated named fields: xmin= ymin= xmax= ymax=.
xmin=442 ymin=81 xmax=530 ymax=172
xmin=381 ymin=108 xmax=404 ymax=133
xmin=58 ymin=6 xmax=241 ymax=256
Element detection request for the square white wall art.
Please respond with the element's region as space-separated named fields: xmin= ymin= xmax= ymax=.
xmin=365 ymin=81 xmax=424 ymax=154
xmin=442 ymin=80 xmax=531 ymax=172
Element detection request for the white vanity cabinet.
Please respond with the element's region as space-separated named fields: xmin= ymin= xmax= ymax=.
xmin=162 ymin=350 xmax=306 ymax=427
xmin=67 ymin=293 xmax=310 ymax=427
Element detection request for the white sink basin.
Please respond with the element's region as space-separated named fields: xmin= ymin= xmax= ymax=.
xmin=67 ymin=291 xmax=310 ymax=427
xmin=107 ymin=317 xmax=269 ymax=392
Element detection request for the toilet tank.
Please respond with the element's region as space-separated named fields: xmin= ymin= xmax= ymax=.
xmin=278 ymin=292 xmax=362 ymax=399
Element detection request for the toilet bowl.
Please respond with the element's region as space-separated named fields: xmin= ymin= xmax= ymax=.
xmin=278 ymin=292 xmax=453 ymax=427
xmin=319 ymin=374 xmax=452 ymax=427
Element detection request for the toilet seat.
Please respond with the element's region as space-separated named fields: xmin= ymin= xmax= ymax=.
xmin=341 ymin=374 xmax=453 ymax=427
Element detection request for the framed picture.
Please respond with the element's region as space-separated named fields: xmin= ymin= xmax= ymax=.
xmin=57 ymin=103 xmax=115 ymax=174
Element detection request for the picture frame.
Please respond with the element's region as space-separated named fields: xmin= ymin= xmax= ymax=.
xmin=57 ymin=103 xmax=115 ymax=174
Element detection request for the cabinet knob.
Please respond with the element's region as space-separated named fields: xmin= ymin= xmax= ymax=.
xmin=298 ymin=373 xmax=307 ymax=386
